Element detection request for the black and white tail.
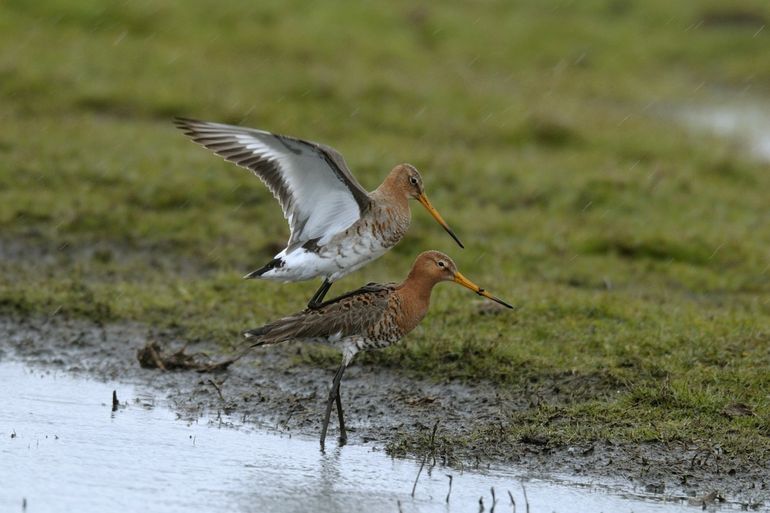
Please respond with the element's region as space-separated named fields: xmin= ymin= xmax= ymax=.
xmin=244 ymin=257 xmax=285 ymax=279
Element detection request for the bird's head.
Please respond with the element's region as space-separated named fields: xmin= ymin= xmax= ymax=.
xmin=388 ymin=164 xmax=463 ymax=248
xmin=410 ymin=251 xmax=513 ymax=309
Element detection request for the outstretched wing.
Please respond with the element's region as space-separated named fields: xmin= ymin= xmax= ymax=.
xmin=175 ymin=118 xmax=372 ymax=248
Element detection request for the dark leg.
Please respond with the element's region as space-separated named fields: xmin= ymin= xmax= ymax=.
xmin=320 ymin=359 xmax=347 ymax=450
xmin=336 ymin=393 xmax=347 ymax=445
xmin=308 ymin=279 xmax=333 ymax=309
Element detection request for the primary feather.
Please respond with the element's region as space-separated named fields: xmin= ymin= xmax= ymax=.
xmin=175 ymin=118 xmax=372 ymax=248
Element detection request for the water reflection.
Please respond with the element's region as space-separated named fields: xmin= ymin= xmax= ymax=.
xmin=0 ymin=361 xmax=708 ymax=513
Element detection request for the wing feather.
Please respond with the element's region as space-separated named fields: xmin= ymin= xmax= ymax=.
xmin=249 ymin=284 xmax=393 ymax=344
xmin=175 ymin=118 xmax=372 ymax=248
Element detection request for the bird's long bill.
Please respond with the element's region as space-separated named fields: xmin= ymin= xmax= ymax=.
xmin=417 ymin=193 xmax=464 ymax=248
xmin=453 ymin=271 xmax=513 ymax=309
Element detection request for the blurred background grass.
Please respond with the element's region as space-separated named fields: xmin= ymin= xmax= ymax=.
xmin=1 ymin=0 xmax=769 ymax=452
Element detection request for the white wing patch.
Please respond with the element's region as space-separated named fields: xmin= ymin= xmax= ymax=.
xmin=233 ymin=133 xmax=361 ymax=246
xmin=177 ymin=120 xmax=367 ymax=250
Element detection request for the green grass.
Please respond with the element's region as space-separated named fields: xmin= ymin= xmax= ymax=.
xmin=1 ymin=0 xmax=769 ymax=458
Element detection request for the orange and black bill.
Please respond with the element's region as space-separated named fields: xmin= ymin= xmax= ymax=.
xmin=453 ymin=271 xmax=513 ymax=309
xmin=417 ymin=193 xmax=464 ymax=249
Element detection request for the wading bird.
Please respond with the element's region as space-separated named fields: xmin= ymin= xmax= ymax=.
xmin=175 ymin=118 xmax=463 ymax=308
xmin=243 ymin=250 xmax=512 ymax=448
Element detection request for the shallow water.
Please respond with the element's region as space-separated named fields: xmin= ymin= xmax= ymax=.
xmin=0 ymin=361 xmax=722 ymax=513
xmin=683 ymin=103 xmax=770 ymax=161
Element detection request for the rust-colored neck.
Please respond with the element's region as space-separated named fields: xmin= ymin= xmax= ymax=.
xmin=370 ymin=172 xmax=411 ymax=243
xmin=394 ymin=269 xmax=441 ymax=334
xmin=373 ymin=171 xmax=410 ymax=211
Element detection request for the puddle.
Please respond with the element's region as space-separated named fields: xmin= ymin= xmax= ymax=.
xmin=0 ymin=360 xmax=739 ymax=513
xmin=682 ymin=103 xmax=770 ymax=161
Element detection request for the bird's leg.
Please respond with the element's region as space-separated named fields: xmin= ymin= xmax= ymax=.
xmin=336 ymin=391 xmax=347 ymax=445
xmin=307 ymin=279 xmax=333 ymax=309
xmin=320 ymin=359 xmax=347 ymax=450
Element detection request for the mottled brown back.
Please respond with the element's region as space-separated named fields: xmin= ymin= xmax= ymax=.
xmin=247 ymin=284 xmax=396 ymax=345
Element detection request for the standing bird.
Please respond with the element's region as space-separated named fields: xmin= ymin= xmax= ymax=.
xmin=175 ymin=118 xmax=464 ymax=308
xmin=243 ymin=250 xmax=512 ymax=448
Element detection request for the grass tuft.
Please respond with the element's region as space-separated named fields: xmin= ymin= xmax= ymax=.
xmin=1 ymin=0 xmax=769 ymax=460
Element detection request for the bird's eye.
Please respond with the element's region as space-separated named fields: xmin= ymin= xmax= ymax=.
xmin=409 ymin=177 xmax=418 ymax=185
xmin=438 ymin=261 xmax=445 ymax=268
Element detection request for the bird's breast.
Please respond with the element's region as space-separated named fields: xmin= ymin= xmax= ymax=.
xmin=318 ymin=208 xmax=410 ymax=280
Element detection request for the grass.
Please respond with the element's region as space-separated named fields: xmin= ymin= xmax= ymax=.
xmin=1 ymin=0 xmax=769 ymax=459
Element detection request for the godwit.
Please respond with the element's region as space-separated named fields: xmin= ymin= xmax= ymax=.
xmin=175 ymin=118 xmax=464 ymax=308
xmin=243 ymin=250 xmax=512 ymax=448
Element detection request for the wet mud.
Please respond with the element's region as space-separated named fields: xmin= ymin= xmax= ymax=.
xmin=2 ymin=360 xmax=720 ymax=513
xmin=1 ymin=314 xmax=768 ymax=508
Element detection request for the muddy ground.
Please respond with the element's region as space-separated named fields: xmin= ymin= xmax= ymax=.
xmin=1 ymin=313 xmax=767 ymax=508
